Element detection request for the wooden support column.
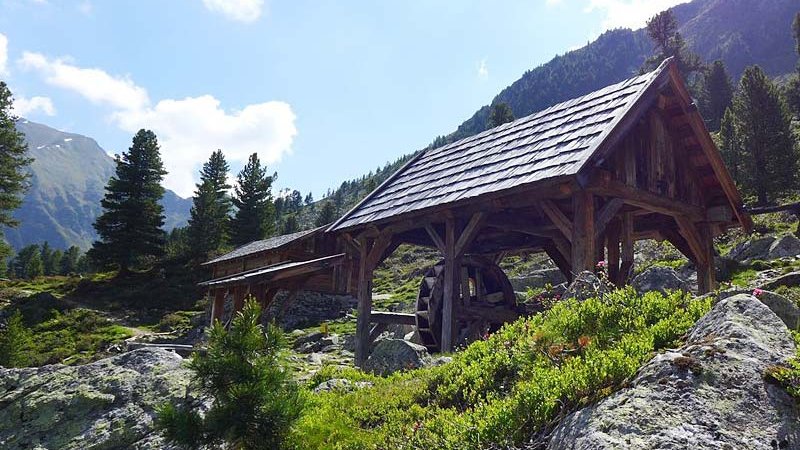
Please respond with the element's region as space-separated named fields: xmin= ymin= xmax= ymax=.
xmin=697 ymin=222 xmax=716 ymax=294
xmin=606 ymin=220 xmax=621 ymax=285
xmin=441 ymin=217 xmax=457 ymax=353
xmin=620 ymin=212 xmax=635 ymax=284
xmin=210 ymin=288 xmax=226 ymax=325
xmin=571 ymin=191 xmax=596 ymax=274
xmin=355 ymin=240 xmax=373 ymax=367
xmin=232 ymin=285 xmax=246 ymax=313
xmin=543 ymin=239 xmax=572 ymax=283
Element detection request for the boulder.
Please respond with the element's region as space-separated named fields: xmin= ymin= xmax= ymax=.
xmin=631 ymin=266 xmax=692 ymax=294
xmin=510 ymin=268 xmax=567 ymax=292
xmin=768 ymin=234 xmax=800 ymax=259
xmin=562 ymin=271 xmax=610 ymax=302
xmin=312 ymin=378 xmax=373 ymax=393
xmin=547 ymin=294 xmax=800 ymax=449
xmin=762 ymin=271 xmax=800 ymax=291
xmin=726 ymin=234 xmax=800 ymax=263
xmin=363 ymin=339 xmax=431 ymax=376
xmin=0 ymin=348 xmax=192 ymax=449
xmin=717 ymin=288 xmax=800 ymax=330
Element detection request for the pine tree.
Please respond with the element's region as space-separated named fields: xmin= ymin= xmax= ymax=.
xmin=24 ymin=249 xmax=43 ymax=279
xmin=304 ymin=192 xmax=314 ymax=206
xmin=60 ymin=246 xmax=81 ymax=275
xmin=187 ymin=150 xmax=233 ymax=261
xmin=786 ymin=12 xmax=800 ymax=117
xmin=698 ymin=60 xmax=733 ymax=131
xmin=642 ymin=10 xmax=703 ymax=78
xmin=0 ymin=310 xmax=32 ymax=367
xmin=49 ymin=249 xmax=63 ymax=276
xmin=280 ymin=214 xmax=300 ymax=234
xmin=89 ymin=129 xmax=168 ymax=274
xmin=718 ymin=108 xmax=742 ymax=186
xmin=488 ymin=102 xmax=515 ymax=128
xmin=11 ymin=244 xmax=43 ymax=279
xmin=40 ymin=242 xmax=55 ymax=276
xmin=314 ymin=201 xmax=337 ymax=227
xmin=231 ymin=153 xmax=276 ymax=246
xmin=731 ymin=66 xmax=798 ymax=205
xmin=157 ymin=300 xmax=303 ymax=449
xmin=0 ymin=82 xmax=32 ymax=269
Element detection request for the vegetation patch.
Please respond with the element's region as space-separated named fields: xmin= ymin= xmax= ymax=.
xmin=293 ymin=288 xmax=711 ymax=449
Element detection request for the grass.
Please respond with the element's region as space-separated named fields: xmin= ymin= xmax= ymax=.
xmin=293 ymin=288 xmax=712 ymax=449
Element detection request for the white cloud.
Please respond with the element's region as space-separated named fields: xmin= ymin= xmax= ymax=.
xmin=584 ymin=0 xmax=690 ymax=31
xmin=20 ymin=51 xmax=297 ymax=198
xmin=0 ymin=33 xmax=8 ymax=76
xmin=477 ymin=59 xmax=488 ymax=80
xmin=202 ymin=0 xmax=264 ymax=23
xmin=19 ymin=52 xmax=149 ymax=110
xmin=13 ymin=96 xmax=56 ymax=116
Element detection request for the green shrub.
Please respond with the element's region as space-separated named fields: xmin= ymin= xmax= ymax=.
xmin=157 ymin=299 xmax=304 ymax=450
xmin=0 ymin=310 xmax=32 ymax=367
xmin=294 ymin=288 xmax=711 ymax=449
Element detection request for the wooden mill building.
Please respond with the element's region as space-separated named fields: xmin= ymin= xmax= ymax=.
xmin=203 ymin=58 xmax=752 ymax=366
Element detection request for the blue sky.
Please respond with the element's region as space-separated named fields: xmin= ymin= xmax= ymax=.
xmin=0 ymin=0 xmax=687 ymax=198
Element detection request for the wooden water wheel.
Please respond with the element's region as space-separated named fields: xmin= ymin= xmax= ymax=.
xmin=415 ymin=255 xmax=518 ymax=352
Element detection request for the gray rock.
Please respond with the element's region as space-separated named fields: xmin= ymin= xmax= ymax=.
xmin=313 ymin=378 xmax=373 ymax=393
xmin=562 ymin=271 xmax=610 ymax=302
xmin=547 ymin=294 xmax=800 ymax=450
xmin=727 ymin=234 xmax=800 ymax=263
xmin=0 ymin=348 xmax=192 ymax=449
xmin=768 ymin=234 xmax=800 ymax=259
xmin=510 ymin=268 xmax=567 ymax=292
xmin=266 ymin=291 xmax=358 ymax=330
xmin=363 ymin=339 xmax=431 ymax=376
xmin=762 ymin=271 xmax=800 ymax=291
xmin=631 ymin=266 xmax=691 ymax=294
xmin=717 ymin=288 xmax=800 ymax=330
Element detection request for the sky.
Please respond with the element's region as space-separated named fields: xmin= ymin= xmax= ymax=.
xmin=0 ymin=0 xmax=689 ymax=198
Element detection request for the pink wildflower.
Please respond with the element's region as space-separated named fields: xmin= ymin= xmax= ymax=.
xmin=752 ymin=288 xmax=764 ymax=297
xmin=596 ymin=261 xmax=606 ymax=268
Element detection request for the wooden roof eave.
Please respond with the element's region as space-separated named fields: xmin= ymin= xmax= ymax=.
xmin=663 ymin=62 xmax=753 ymax=233
xmin=199 ymin=253 xmax=345 ymax=288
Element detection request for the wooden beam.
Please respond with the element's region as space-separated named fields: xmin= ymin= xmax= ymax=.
xmin=540 ymin=200 xmax=573 ymax=243
xmin=367 ymin=232 xmax=394 ymax=269
xmin=594 ymin=198 xmax=624 ymax=240
xmin=675 ymin=216 xmax=709 ymax=267
xmin=355 ymin=239 xmax=374 ymax=367
xmin=543 ymin=240 xmax=572 ymax=282
xmin=661 ymin=228 xmax=696 ymax=264
xmin=210 ymin=288 xmax=226 ymax=326
xmin=571 ymin=191 xmax=596 ymax=274
xmin=455 ymin=212 xmax=486 ymax=258
xmin=441 ymin=217 xmax=457 ymax=353
xmin=587 ymin=177 xmax=704 ymax=221
xmin=369 ymin=323 xmax=389 ymax=344
xmin=619 ymin=212 xmax=634 ymax=284
xmin=424 ymin=224 xmax=446 ymax=254
xmin=697 ymin=222 xmax=716 ymax=294
xmin=369 ymin=311 xmax=417 ymax=326
xmin=606 ymin=220 xmax=621 ymax=285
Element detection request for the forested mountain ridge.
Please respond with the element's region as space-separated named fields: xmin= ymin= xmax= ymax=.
xmin=288 ymin=0 xmax=799 ymax=230
xmin=4 ymin=120 xmax=191 ymax=251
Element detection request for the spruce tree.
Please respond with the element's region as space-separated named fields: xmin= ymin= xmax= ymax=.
xmin=786 ymin=12 xmax=800 ymax=117
xmin=230 ymin=153 xmax=276 ymax=246
xmin=40 ymin=242 xmax=55 ymax=276
xmin=718 ymin=108 xmax=742 ymax=186
xmin=187 ymin=150 xmax=233 ymax=260
xmin=89 ymin=129 xmax=168 ymax=273
xmin=60 ymin=246 xmax=81 ymax=275
xmin=280 ymin=214 xmax=300 ymax=234
xmin=642 ymin=10 xmax=703 ymax=78
xmin=698 ymin=60 xmax=733 ymax=131
xmin=0 ymin=82 xmax=32 ymax=267
xmin=0 ymin=310 xmax=32 ymax=367
xmin=731 ymin=66 xmax=798 ymax=205
xmin=488 ymin=102 xmax=515 ymax=128
xmin=24 ymin=249 xmax=43 ymax=279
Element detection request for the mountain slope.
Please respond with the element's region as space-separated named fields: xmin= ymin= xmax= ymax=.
xmin=4 ymin=120 xmax=191 ymax=251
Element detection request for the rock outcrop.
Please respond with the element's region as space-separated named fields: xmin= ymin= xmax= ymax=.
xmin=0 ymin=348 xmax=191 ymax=449
xmin=562 ymin=271 xmax=610 ymax=302
xmin=510 ymin=268 xmax=567 ymax=292
xmin=630 ymin=266 xmax=691 ymax=294
xmin=547 ymin=294 xmax=800 ymax=449
xmin=727 ymin=234 xmax=800 ymax=263
xmin=363 ymin=339 xmax=431 ymax=376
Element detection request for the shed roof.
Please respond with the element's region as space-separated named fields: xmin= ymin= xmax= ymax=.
xmin=199 ymin=253 xmax=345 ymax=287
xmin=330 ymin=61 xmax=671 ymax=231
xmin=203 ymin=226 xmax=323 ymax=265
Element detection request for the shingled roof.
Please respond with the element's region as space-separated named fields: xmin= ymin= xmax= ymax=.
xmin=203 ymin=226 xmax=323 ymax=265
xmin=330 ymin=60 xmax=673 ymax=232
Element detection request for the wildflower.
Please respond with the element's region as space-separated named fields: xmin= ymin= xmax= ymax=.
xmin=596 ymin=261 xmax=606 ymax=269
xmin=413 ymin=421 xmax=422 ymax=433
xmin=577 ymin=335 xmax=591 ymax=348
xmin=753 ymin=288 xmax=764 ymax=297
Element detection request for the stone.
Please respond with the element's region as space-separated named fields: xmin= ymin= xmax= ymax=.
xmin=762 ymin=271 xmax=800 ymax=291
xmin=630 ymin=266 xmax=692 ymax=294
xmin=717 ymin=288 xmax=800 ymax=330
xmin=363 ymin=339 xmax=431 ymax=376
xmin=546 ymin=294 xmax=799 ymax=449
xmin=510 ymin=268 xmax=567 ymax=292
xmin=312 ymin=378 xmax=373 ymax=393
xmin=562 ymin=271 xmax=610 ymax=302
xmin=265 ymin=291 xmax=358 ymax=330
xmin=0 ymin=348 xmax=192 ymax=449
xmin=768 ymin=235 xmax=800 ymax=259
xmin=726 ymin=234 xmax=800 ymax=263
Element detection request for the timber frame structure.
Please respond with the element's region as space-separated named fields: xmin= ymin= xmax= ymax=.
xmin=202 ymin=59 xmax=752 ymax=367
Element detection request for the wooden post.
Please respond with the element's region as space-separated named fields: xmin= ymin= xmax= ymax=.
xmin=571 ymin=191 xmax=596 ymax=274
xmin=619 ymin=212 xmax=634 ymax=285
xmin=355 ymin=240 xmax=374 ymax=367
xmin=442 ymin=217 xmax=457 ymax=353
xmin=606 ymin=220 xmax=621 ymax=285
xmin=210 ymin=288 xmax=226 ymax=325
xmin=233 ymin=285 xmax=246 ymax=313
xmin=697 ymin=222 xmax=716 ymax=294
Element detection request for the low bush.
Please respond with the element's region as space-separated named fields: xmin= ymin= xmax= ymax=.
xmin=294 ymin=288 xmax=711 ymax=449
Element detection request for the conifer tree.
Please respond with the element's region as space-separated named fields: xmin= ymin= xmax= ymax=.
xmin=642 ymin=10 xmax=703 ymax=78
xmin=304 ymin=192 xmax=314 ymax=206
xmin=718 ymin=108 xmax=741 ymax=185
xmin=89 ymin=129 xmax=168 ymax=274
xmin=314 ymin=201 xmax=337 ymax=227
xmin=698 ymin=60 xmax=733 ymax=131
xmin=731 ymin=66 xmax=798 ymax=205
xmin=0 ymin=82 xmax=32 ymax=267
xmin=230 ymin=153 xmax=276 ymax=246
xmin=786 ymin=12 xmax=800 ymax=117
xmin=488 ymin=102 xmax=515 ymax=128
xmin=24 ymin=248 xmax=43 ymax=279
xmin=280 ymin=214 xmax=300 ymax=234
xmin=60 ymin=246 xmax=81 ymax=275
xmin=40 ymin=242 xmax=55 ymax=276
xmin=187 ymin=150 xmax=233 ymax=260
xmin=0 ymin=310 xmax=32 ymax=367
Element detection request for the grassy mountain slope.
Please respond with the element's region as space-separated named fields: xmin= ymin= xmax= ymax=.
xmin=4 ymin=120 xmax=191 ymax=251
